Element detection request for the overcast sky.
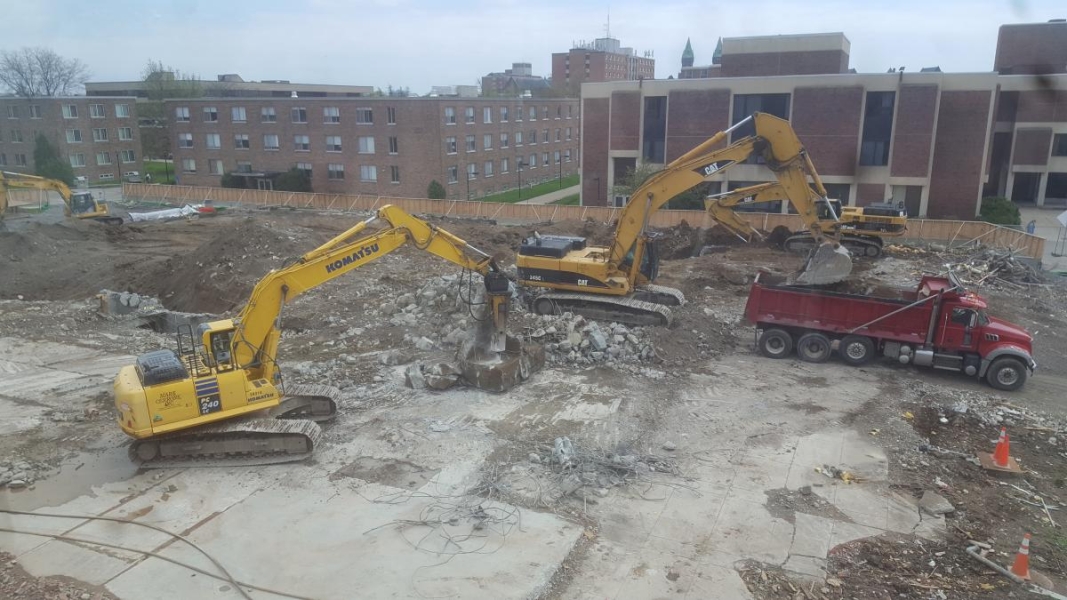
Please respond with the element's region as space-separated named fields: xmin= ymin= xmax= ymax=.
xmin=5 ymin=0 xmax=1064 ymax=93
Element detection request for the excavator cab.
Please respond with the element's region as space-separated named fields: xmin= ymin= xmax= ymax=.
xmin=69 ymin=192 xmax=98 ymax=215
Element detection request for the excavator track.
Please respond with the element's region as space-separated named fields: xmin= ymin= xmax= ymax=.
xmin=130 ymin=385 xmax=340 ymax=469
xmin=634 ymin=284 xmax=686 ymax=307
xmin=531 ymin=292 xmax=674 ymax=327
xmin=783 ymin=232 xmax=884 ymax=258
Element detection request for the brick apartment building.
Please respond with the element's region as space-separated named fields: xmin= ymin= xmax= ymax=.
xmin=166 ymin=97 xmax=580 ymax=199
xmin=553 ymin=37 xmax=655 ymax=93
xmin=86 ymin=74 xmax=373 ymax=99
xmin=580 ymin=22 xmax=1067 ymax=218
xmin=0 ymin=96 xmax=143 ymax=184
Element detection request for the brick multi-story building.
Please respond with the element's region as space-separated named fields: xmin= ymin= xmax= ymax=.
xmin=581 ymin=21 xmax=1067 ymax=218
xmin=0 ymin=96 xmax=143 ymax=184
xmin=552 ymin=37 xmax=655 ymax=94
xmin=166 ymin=97 xmax=580 ymax=199
xmin=86 ymin=74 xmax=373 ymax=99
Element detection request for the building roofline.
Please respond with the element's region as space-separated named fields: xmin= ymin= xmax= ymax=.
xmin=163 ymin=96 xmax=580 ymax=103
xmin=0 ymin=95 xmax=139 ymax=100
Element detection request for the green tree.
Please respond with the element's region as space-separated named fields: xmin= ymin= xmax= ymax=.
xmin=220 ymin=172 xmax=245 ymax=189
xmin=32 ymin=133 xmax=74 ymax=185
xmin=274 ymin=167 xmax=311 ymax=192
xmin=427 ymin=179 xmax=446 ymax=199
xmin=979 ymin=196 xmax=1021 ymax=226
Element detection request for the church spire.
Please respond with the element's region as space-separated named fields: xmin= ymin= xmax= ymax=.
xmin=682 ymin=37 xmax=695 ymax=68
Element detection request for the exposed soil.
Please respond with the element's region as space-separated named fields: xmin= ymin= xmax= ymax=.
xmin=0 ymin=551 xmax=118 ymax=600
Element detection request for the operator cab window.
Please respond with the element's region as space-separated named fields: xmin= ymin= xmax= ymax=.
xmin=210 ymin=331 xmax=234 ymax=370
xmin=950 ymin=308 xmax=977 ymax=328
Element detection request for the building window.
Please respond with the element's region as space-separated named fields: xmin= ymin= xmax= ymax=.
xmin=178 ymin=133 xmax=193 ymax=148
xmin=118 ymin=127 xmax=133 ymax=141
xmin=529 ymin=153 xmax=537 ymax=169
xmin=69 ymin=153 xmax=86 ymax=167
xmin=484 ymin=160 xmax=493 ymax=177
xmin=98 ymin=173 xmax=113 ymax=180
xmin=231 ymin=106 xmax=247 ymax=122
xmin=483 ymin=134 xmax=492 ymax=150
xmin=566 ymin=127 xmax=572 ymax=141
xmin=89 ymin=104 xmax=105 ymax=118
xmin=296 ymin=162 xmax=312 ymax=178
xmin=642 ymin=96 xmax=667 ymax=163
xmin=529 ymin=129 xmax=537 ymax=144
xmin=356 ymin=108 xmax=373 ymax=124
xmin=555 ymin=128 xmax=561 ymax=142
xmin=516 ymin=107 xmax=523 ymax=122
xmin=387 ymin=106 xmax=396 ymax=125
xmin=542 ymin=152 xmax=549 ymax=166
xmin=326 ymin=136 xmax=343 ymax=152
xmin=323 ymin=106 xmax=341 ymax=124
xmin=542 ymin=106 xmax=549 ymax=119
xmin=63 ymin=105 xmax=78 ymax=119
xmin=859 ymin=91 xmax=895 ymax=167
xmin=261 ymin=107 xmax=276 ymax=122
xmin=15 ymin=153 xmax=28 ymax=166
xmin=529 ymin=107 xmax=536 ymax=121
xmin=448 ymin=166 xmax=458 ymax=183
xmin=263 ymin=134 xmax=279 ymax=151
xmin=360 ymin=165 xmax=377 ymax=182
xmin=116 ymin=104 xmax=130 ymax=118
xmin=358 ymin=136 xmax=375 ymax=154
xmin=236 ymin=161 xmax=252 ymax=173
xmin=500 ymin=106 xmax=509 ymax=122
xmin=328 ymin=164 xmax=345 ymax=180
xmin=10 ymin=130 xmax=23 ymax=143
xmin=206 ymin=133 xmax=221 ymax=149
xmin=121 ymin=150 xmax=136 ymax=163
xmin=96 ymin=152 xmax=112 ymax=166
xmin=467 ymin=163 xmax=477 ymax=179
xmin=294 ymin=135 xmax=310 ymax=151
xmin=483 ymin=107 xmax=492 ymax=124
xmin=203 ymin=106 xmax=218 ymax=122
xmin=175 ymin=107 xmax=190 ymax=122
xmin=182 ymin=158 xmax=196 ymax=172
xmin=501 ymin=157 xmax=509 ymax=173
xmin=500 ymin=132 xmax=509 ymax=148
xmin=446 ymin=136 xmax=457 ymax=154
xmin=234 ymin=134 xmax=250 ymax=149
xmin=564 ymin=149 xmax=571 ymax=162
xmin=388 ymin=136 xmax=398 ymax=154
xmin=66 ymin=129 xmax=82 ymax=143
xmin=556 ymin=106 xmax=562 ymax=119
xmin=291 ymin=107 xmax=307 ymax=123
xmin=92 ymin=128 xmax=108 ymax=142
xmin=568 ymin=105 xmax=573 ymax=119
xmin=543 ymin=128 xmax=549 ymax=142
xmin=1047 ymin=173 xmax=1067 ymax=202
xmin=1052 ymin=134 xmax=1067 ymax=157
xmin=29 ymin=105 xmax=41 ymax=119
xmin=554 ymin=150 xmax=561 ymax=164
xmin=390 ymin=165 xmax=400 ymax=183
xmin=0 ymin=154 xmax=6 ymax=166
xmin=515 ymin=131 xmax=523 ymax=146
xmin=466 ymin=134 xmax=476 ymax=152
xmin=6 ymin=106 xmax=18 ymax=119
xmin=209 ymin=159 xmax=224 ymax=175
xmin=465 ymin=106 xmax=475 ymax=124
xmin=445 ymin=107 xmax=456 ymax=125
xmin=731 ymin=93 xmax=790 ymax=137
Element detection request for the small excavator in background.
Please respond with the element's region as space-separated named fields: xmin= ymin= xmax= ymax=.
xmin=114 ymin=205 xmax=512 ymax=467
xmin=515 ymin=112 xmax=860 ymax=327
xmin=0 ymin=171 xmax=123 ymax=225
xmin=704 ymin=181 xmax=908 ymax=258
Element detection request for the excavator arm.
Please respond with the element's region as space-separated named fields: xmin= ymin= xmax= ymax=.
xmin=608 ymin=112 xmax=850 ymax=285
xmin=229 ymin=204 xmax=510 ymax=383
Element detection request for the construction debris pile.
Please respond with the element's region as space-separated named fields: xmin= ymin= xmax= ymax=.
xmin=946 ymin=246 xmax=1045 ymax=286
xmin=384 ymin=274 xmax=492 ymax=348
xmin=526 ymin=314 xmax=657 ymax=366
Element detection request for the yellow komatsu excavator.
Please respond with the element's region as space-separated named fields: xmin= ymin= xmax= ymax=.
xmin=516 ymin=112 xmax=854 ymax=326
xmin=0 ymin=171 xmax=123 ymax=225
xmin=704 ymin=181 xmax=908 ymax=258
xmin=114 ymin=204 xmax=511 ymax=467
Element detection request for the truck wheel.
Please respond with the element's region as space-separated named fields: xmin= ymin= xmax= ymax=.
xmin=796 ymin=333 xmax=832 ymax=363
xmin=986 ymin=357 xmax=1027 ymax=391
xmin=758 ymin=328 xmax=793 ymax=359
xmin=840 ymin=335 xmax=875 ymax=366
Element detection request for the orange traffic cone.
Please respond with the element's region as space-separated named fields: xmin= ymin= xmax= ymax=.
xmin=978 ymin=427 xmax=1023 ymax=473
xmin=1010 ymin=533 xmax=1031 ymax=580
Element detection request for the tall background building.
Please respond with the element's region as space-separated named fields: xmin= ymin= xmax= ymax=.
xmin=552 ymin=36 xmax=655 ymax=96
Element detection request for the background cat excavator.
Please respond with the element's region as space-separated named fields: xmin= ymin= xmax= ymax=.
xmin=113 ymin=205 xmax=512 ymax=467
xmin=0 ymin=170 xmax=123 ymax=225
xmin=516 ymin=112 xmax=867 ymax=327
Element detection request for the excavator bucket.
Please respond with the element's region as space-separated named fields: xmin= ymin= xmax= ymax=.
xmin=793 ymin=242 xmax=853 ymax=285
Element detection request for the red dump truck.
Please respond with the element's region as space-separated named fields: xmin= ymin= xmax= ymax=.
xmin=744 ymin=272 xmax=1036 ymax=391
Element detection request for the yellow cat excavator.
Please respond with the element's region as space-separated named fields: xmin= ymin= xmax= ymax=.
xmin=704 ymin=181 xmax=908 ymax=258
xmin=516 ymin=112 xmax=854 ymax=327
xmin=0 ymin=171 xmax=123 ymax=224
xmin=114 ymin=205 xmax=511 ymax=467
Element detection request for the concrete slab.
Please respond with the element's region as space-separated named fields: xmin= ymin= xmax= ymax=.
xmin=707 ymin=489 xmax=792 ymax=564
xmin=650 ymin=486 xmax=728 ymax=546
xmin=685 ymin=561 xmax=753 ymax=600
xmin=783 ymin=554 xmax=827 ymax=578
xmin=789 ymin=513 xmax=835 ymax=558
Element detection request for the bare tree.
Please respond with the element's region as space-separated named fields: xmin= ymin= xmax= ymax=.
xmin=0 ymin=47 xmax=90 ymax=97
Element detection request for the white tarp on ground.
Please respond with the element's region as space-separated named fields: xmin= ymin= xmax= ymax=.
xmin=127 ymin=204 xmax=201 ymax=222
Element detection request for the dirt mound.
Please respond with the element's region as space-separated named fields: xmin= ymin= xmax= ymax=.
xmin=134 ymin=218 xmax=311 ymax=314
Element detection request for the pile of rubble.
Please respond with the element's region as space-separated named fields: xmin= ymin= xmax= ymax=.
xmin=946 ymin=246 xmax=1045 ymax=286
xmin=0 ymin=459 xmax=42 ymax=489
xmin=382 ymin=274 xmax=489 ymax=348
xmin=527 ymin=313 xmax=656 ymax=366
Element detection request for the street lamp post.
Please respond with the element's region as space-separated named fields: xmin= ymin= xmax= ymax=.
xmin=517 ymin=160 xmax=526 ymax=200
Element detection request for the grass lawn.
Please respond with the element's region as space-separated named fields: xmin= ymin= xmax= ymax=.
xmin=479 ymin=174 xmax=579 ymax=204
xmin=143 ymin=160 xmax=176 ymax=184
xmin=552 ymin=194 xmax=580 ymax=205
